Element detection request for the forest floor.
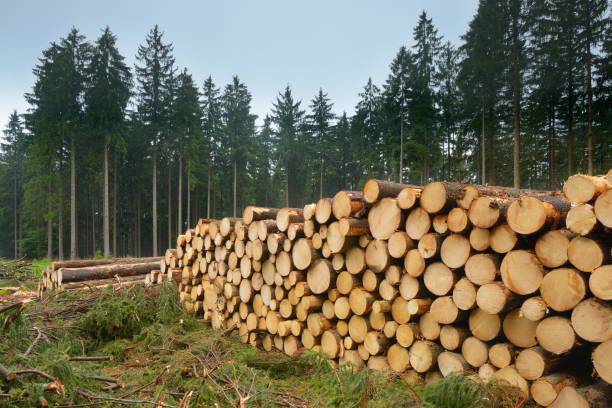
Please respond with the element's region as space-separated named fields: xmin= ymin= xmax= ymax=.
xmin=0 ymin=262 xmax=549 ymax=407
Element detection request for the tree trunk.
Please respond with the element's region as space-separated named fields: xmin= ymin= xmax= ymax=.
xmin=512 ymin=25 xmax=520 ymax=189
xmin=91 ymin=184 xmax=96 ymax=257
xmin=548 ymin=103 xmax=555 ymax=190
xmin=233 ymin=159 xmax=237 ymax=217
xmin=187 ymin=172 xmax=191 ymax=228
xmin=586 ymin=16 xmax=593 ymax=175
xmin=286 ymin=161 xmax=289 ymax=207
xmin=137 ymin=188 xmax=141 ymax=257
xmin=152 ymin=151 xmax=158 ymax=257
xmin=13 ymin=167 xmax=17 ymax=258
xmin=568 ymin=79 xmax=574 ymax=176
xmin=320 ymin=156 xmax=324 ymax=199
xmin=47 ymin=180 xmax=52 ymax=260
xmin=113 ymin=148 xmax=117 ymax=256
xmin=399 ymin=102 xmax=404 ymax=183
xmin=481 ymin=101 xmax=486 ymax=184
xmin=103 ymin=140 xmax=110 ymax=258
xmin=206 ymin=161 xmax=210 ymax=219
xmin=58 ymin=162 xmax=64 ymax=261
xmin=178 ymin=154 xmax=182 ymax=234
xmin=70 ymin=138 xmax=77 ymax=260
xmin=168 ymin=160 xmax=172 ymax=251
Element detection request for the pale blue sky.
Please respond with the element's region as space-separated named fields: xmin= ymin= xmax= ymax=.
xmin=0 ymin=0 xmax=478 ymax=130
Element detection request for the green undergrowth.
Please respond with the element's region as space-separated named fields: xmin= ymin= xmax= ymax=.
xmin=1 ymin=283 xmax=532 ymax=407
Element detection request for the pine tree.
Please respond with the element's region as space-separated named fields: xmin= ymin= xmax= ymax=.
xmin=271 ymin=85 xmax=305 ymax=207
xmin=307 ymin=89 xmax=335 ymax=198
xmin=135 ymin=25 xmax=176 ymax=256
xmin=85 ymin=26 xmax=132 ymax=257
xmin=353 ymin=78 xmax=384 ymax=183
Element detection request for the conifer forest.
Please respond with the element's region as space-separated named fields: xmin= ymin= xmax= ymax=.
xmin=1 ymin=1 xmax=612 ymax=260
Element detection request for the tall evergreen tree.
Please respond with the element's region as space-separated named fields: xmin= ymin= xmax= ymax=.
xmin=307 ymin=88 xmax=335 ymax=198
xmin=85 ymin=26 xmax=132 ymax=257
xmin=352 ymin=78 xmax=384 ymax=183
xmin=271 ymin=86 xmax=305 ymax=207
xmin=135 ymin=25 xmax=176 ymax=256
xmin=201 ymin=76 xmax=222 ymax=219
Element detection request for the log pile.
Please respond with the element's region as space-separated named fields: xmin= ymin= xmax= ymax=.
xmin=166 ymin=172 xmax=612 ymax=406
xmin=38 ymin=256 xmax=169 ymax=295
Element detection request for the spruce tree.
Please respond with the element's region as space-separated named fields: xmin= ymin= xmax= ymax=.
xmin=135 ymin=25 xmax=176 ymax=256
xmin=85 ymin=26 xmax=132 ymax=257
xmin=307 ymin=88 xmax=335 ymax=198
xmin=201 ymin=76 xmax=222 ymax=218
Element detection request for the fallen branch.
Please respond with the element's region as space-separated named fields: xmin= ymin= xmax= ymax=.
xmin=89 ymin=375 xmax=120 ymax=384
xmin=0 ymin=302 xmax=22 ymax=314
xmin=21 ymin=326 xmax=46 ymax=358
xmin=0 ymin=363 xmax=15 ymax=381
xmin=0 ymin=394 xmax=14 ymax=398
xmin=12 ymin=369 xmax=56 ymax=382
xmin=69 ymin=355 xmax=113 ymax=362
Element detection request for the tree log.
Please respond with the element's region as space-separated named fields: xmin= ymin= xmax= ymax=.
xmin=593 ymin=339 xmax=612 ymax=385
xmin=507 ymin=196 xmax=571 ymax=235
xmin=500 ymin=250 xmax=544 ymax=295
xmin=571 ymin=298 xmax=612 ymax=342
xmin=563 ymin=174 xmax=610 ymax=204
xmin=368 ymin=198 xmax=403 ymax=240
xmin=589 ymin=265 xmax=612 ymax=300
xmin=58 ymin=262 xmax=161 ymax=284
xmin=567 ymin=236 xmax=607 ymax=272
xmin=594 ymin=188 xmax=612 ymax=227
xmin=243 ymin=206 xmax=280 ymax=224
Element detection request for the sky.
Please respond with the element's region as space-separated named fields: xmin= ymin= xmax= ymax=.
xmin=0 ymin=0 xmax=478 ymax=131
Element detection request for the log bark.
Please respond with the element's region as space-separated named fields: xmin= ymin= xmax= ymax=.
xmin=51 ymin=257 xmax=162 ymax=270
xmin=363 ymin=179 xmax=418 ymax=203
xmin=243 ymin=206 xmax=280 ymax=224
xmin=57 ymin=262 xmax=161 ymax=284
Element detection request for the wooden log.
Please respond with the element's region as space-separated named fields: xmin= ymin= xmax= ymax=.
xmin=507 ymin=196 xmax=571 ymax=235
xmin=468 ymin=196 xmax=509 ymax=228
xmin=461 ymin=336 xmax=488 ymax=368
xmin=361 ymin=269 xmax=379 ymax=292
xmin=338 ymin=217 xmax=369 ymax=236
xmin=452 ymin=278 xmax=477 ymax=311
xmin=520 ymin=296 xmax=549 ymax=321
xmin=531 ymin=374 xmax=578 ymax=407
xmin=420 ymin=181 xmax=468 ymax=214
xmin=488 ymin=343 xmax=514 ymax=369
xmin=336 ymin=271 xmax=358 ymax=295
xmin=367 ymin=356 xmax=390 ymax=371
xmin=590 ymin=265 xmax=612 ymax=300
xmin=292 ymin=238 xmax=319 ymax=271
xmin=419 ymin=312 xmax=441 ymax=341
xmin=418 ymin=233 xmax=443 ymax=259
xmin=395 ymin=323 xmax=419 ymax=348
xmin=307 ymin=259 xmax=333 ymax=294
xmin=407 ymin=298 xmax=433 ymax=316
xmin=345 ymin=247 xmax=366 ymax=275
xmin=439 ymin=325 xmax=469 ymax=351
xmin=287 ymin=223 xmax=305 ymax=240
xmin=423 ymin=262 xmax=456 ymax=296
xmin=404 ymin=249 xmax=425 ymax=277
xmin=478 ymin=363 xmax=497 ymax=383
xmin=567 ymin=236 xmax=607 ymax=272
xmin=320 ymin=330 xmax=343 ymax=358
xmin=536 ymin=316 xmax=577 ymax=355
xmin=468 ymin=308 xmax=500 ymax=341
xmin=399 ymin=274 xmax=425 ymax=300
xmin=503 ymin=309 xmax=538 ymax=348
xmin=464 ymin=253 xmax=500 ymax=286
xmin=368 ymin=198 xmax=402 ymax=240
xmin=500 ymin=250 xmax=544 ymax=295
xmin=593 ymin=339 xmax=612 ymax=385
xmin=430 ymin=296 xmax=462 ymax=324
xmin=410 ymin=340 xmax=442 ymax=372
xmin=397 ymin=187 xmax=421 ymax=210
xmin=405 ymin=207 xmax=431 ymax=240
xmin=388 ymin=232 xmax=414 ymax=258
xmin=57 ymin=262 xmax=161 ymax=284
xmin=332 ymin=191 xmax=369 ymax=219
xmin=535 ymin=230 xmax=574 ymax=268
xmin=516 ymin=347 xmax=561 ymax=380
xmin=349 ymin=288 xmax=375 ymax=315
xmin=540 ymin=268 xmax=586 ymax=312
xmin=548 ymin=386 xmax=589 ymax=408
xmin=326 ymin=222 xmax=357 ymax=254
xmin=365 ymin=239 xmax=389 ymax=273
xmin=440 ymin=234 xmax=471 ymax=268
xmin=385 ymin=265 xmax=401 ymax=285
xmin=469 ymin=227 xmax=490 ymax=251
xmin=438 ymin=352 xmax=470 ymax=377
xmin=492 ymin=367 xmax=529 ymax=397
xmin=563 ymin=174 xmax=610 ymax=204
xmin=51 ymin=256 xmax=162 ymax=271
xmin=566 ymin=204 xmax=598 ymax=235
xmin=243 ymin=206 xmax=280 ymax=224
xmin=594 ymin=188 xmax=612 ymax=227
xmin=476 ymin=282 xmax=518 ymax=314
xmin=220 ymin=217 xmax=239 ymax=237
xmin=315 ymin=198 xmax=334 ymax=224
xmin=363 ymin=179 xmax=418 ymax=203
xmin=432 ymin=214 xmax=448 ymax=234
xmin=571 ymin=298 xmax=612 ymax=342
xmin=364 ymin=331 xmax=389 ymax=355
xmin=276 ymin=208 xmax=304 ymax=232
xmin=489 ymin=224 xmax=517 ymax=254
xmin=387 ymin=344 xmax=411 ymax=372
xmin=348 ymin=315 xmax=370 ymax=343
xmin=447 ymin=208 xmax=471 ymax=233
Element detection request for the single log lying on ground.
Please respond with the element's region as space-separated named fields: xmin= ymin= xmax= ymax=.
xmin=51 ymin=257 xmax=161 ymax=270
xmin=57 ymin=262 xmax=160 ymax=285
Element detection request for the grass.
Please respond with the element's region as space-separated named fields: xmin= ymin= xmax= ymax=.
xmin=0 ymin=283 xmax=533 ymax=408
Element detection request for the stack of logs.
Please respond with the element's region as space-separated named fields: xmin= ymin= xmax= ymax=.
xmin=38 ymin=256 xmax=172 ymax=295
xmin=166 ymin=169 xmax=612 ymax=407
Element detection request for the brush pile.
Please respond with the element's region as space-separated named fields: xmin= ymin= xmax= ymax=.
xmin=38 ymin=256 xmax=172 ymax=295
xmin=165 ymin=170 xmax=612 ymax=407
